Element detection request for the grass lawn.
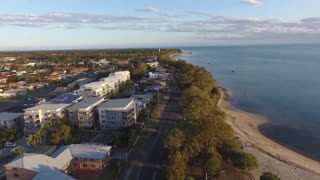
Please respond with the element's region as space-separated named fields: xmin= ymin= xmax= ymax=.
xmin=98 ymin=159 xmax=129 ymax=180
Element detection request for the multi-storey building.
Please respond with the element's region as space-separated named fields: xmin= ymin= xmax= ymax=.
xmin=98 ymin=98 xmax=138 ymax=129
xmin=67 ymin=97 xmax=105 ymax=128
xmin=78 ymin=71 xmax=130 ymax=97
xmin=0 ymin=112 xmax=23 ymax=129
xmin=23 ymin=103 xmax=70 ymax=129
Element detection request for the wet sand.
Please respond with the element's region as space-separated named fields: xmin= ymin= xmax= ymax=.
xmin=219 ymin=88 xmax=320 ymax=180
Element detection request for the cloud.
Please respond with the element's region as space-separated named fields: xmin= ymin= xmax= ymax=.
xmin=240 ymin=0 xmax=263 ymax=6
xmin=136 ymin=7 xmax=160 ymax=12
xmin=0 ymin=11 xmax=320 ymax=44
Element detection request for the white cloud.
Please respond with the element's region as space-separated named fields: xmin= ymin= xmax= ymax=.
xmin=136 ymin=7 xmax=160 ymax=12
xmin=240 ymin=0 xmax=263 ymax=6
xmin=0 ymin=11 xmax=320 ymax=44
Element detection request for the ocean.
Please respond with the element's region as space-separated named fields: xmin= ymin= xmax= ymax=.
xmin=176 ymin=44 xmax=320 ymax=160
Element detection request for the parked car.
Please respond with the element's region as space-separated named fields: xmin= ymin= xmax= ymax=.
xmin=4 ymin=142 xmax=17 ymax=148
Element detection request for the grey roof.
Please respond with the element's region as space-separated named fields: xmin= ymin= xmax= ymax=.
xmin=4 ymin=153 xmax=72 ymax=172
xmin=33 ymin=171 xmax=75 ymax=180
xmin=69 ymin=144 xmax=111 ymax=160
xmin=49 ymin=93 xmax=82 ymax=104
xmin=98 ymin=98 xmax=135 ymax=110
xmin=24 ymin=103 xmax=71 ymax=111
xmin=68 ymin=97 xmax=104 ymax=111
xmin=0 ymin=112 xmax=23 ymax=121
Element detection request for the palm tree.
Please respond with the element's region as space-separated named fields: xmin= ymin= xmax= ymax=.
xmin=27 ymin=133 xmax=38 ymax=148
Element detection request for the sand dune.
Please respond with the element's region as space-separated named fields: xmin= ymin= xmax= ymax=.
xmin=219 ymin=88 xmax=320 ymax=180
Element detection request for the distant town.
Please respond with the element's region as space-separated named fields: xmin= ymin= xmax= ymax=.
xmin=0 ymin=48 xmax=181 ymax=180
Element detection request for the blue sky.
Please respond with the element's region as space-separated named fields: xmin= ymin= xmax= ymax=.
xmin=0 ymin=0 xmax=320 ymax=50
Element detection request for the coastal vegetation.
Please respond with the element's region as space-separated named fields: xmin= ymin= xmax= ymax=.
xmin=162 ymin=58 xmax=258 ymax=179
xmin=260 ymin=172 xmax=281 ymax=180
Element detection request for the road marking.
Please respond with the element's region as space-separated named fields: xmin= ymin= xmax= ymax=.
xmin=90 ymin=133 xmax=101 ymax=143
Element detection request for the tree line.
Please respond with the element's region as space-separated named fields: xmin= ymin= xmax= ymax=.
xmin=163 ymin=59 xmax=259 ymax=179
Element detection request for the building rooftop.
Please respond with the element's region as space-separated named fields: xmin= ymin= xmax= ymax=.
xmin=49 ymin=93 xmax=82 ymax=104
xmin=69 ymin=144 xmax=112 ymax=160
xmin=4 ymin=153 xmax=71 ymax=172
xmin=98 ymin=98 xmax=136 ymax=110
xmin=81 ymin=81 xmax=107 ymax=90
xmin=68 ymin=97 xmax=105 ymax=111
xmin=0 ymin=112 xmax=23 ymax=121
xmin=33 ymin=170 xmax=75 ymax=180
xmin=24 ymin=103 xmax=70 ymax=112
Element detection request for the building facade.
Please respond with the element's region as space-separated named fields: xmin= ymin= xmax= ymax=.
xmin=98 ymin=98 xmax=138 ymax=129
xmin=23 ymin=103 xmax=70 ymax=129
xmin=0 ymin=112 xmax=23 ymax=129
xmin=68 ymin=97 xmax=105 ymax=128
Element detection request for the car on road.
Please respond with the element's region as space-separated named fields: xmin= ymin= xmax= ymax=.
xmin=4 ymin=142 xmax=17 ymax=148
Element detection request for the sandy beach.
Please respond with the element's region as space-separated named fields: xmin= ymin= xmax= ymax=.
xmin=218 ymin=88 xmax=320 ymax=180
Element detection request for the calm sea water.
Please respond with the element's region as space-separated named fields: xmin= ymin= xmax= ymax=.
xmin=177 ymin=45 xmax=320 ymax=160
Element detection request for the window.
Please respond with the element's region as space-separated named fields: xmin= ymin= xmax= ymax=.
xmin=82 ymin=164 xmax=88 ymax=167
xmin=91 ymin=164 xmax=95 ymax=168
xmin=14 ymin=173 xmax=19 ymax=177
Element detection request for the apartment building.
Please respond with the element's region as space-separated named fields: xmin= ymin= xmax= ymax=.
xmin=98 ymin=98 xmax=138 ymax=129
xmin=23 ymin=103 xmax=70 ymax=129
xmin=68 ymin=97 xmax=105 ymax=128
xmin=0 ymin=112 xmax=23 ymax=129
xmin=78 ymin=71 xmax=130 ymax=97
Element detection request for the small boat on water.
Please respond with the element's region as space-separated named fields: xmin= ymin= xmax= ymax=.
xmin=232 ymin=66 xmax=236 ymax=72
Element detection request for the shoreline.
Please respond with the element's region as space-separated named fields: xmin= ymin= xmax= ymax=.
xmin=218 ymin=87 xmax=320 ymax=180
xmin=169 ymin=52 xmax=183 ymax=59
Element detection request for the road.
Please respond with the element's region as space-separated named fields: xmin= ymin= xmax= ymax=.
xmin=136 ymin=92 xmax=181 ymax=180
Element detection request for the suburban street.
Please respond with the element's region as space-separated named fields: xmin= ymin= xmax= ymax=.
xmin=124 ymin=91 xmax=181 ymax=180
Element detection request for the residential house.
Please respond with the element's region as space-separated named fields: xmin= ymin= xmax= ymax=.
xmin=98 ymin=98 xmax=138 ymax=129
xmin=23 ymin=103 xmax=70 ymax=129
xmin=0 ymin=112 xmax=23 ymax=129
xmin=67 ymin=97 xmax=105 ymax=128
xmin=4 ymin=144 xmax=112 ymax=180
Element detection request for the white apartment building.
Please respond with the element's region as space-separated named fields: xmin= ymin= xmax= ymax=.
xmin=0 ymin=112 xmax=23 ymax=129
xmin=68 ymin=97 xmax=105 ymax=128
xmin=98 ymin=98 xmax=138 ymax=129
xmin=79 ymin=71 xmax=130 ymax=97
xmin=24 ymin=103 xmax=70 ymax=129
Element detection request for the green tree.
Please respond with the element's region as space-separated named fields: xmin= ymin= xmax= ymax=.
xmin=0 ymin=128 xmax=18 ymax=144
xmin=47 ymin=123 xmax=71 ymax=145
xmin=260 ymin=172 xmax=281 ymax=180
xmin=12 ymin=147 xmax=25 ymax=158
xmin=231 ymin=151 xmax=258 ymax=171
xmin=27 ymin=133 xmax=39 ymax=148
xmin=131 ymin=62 xmax=148 ymax=81
xmin=164 ymin=128 xmax=185 ymax=151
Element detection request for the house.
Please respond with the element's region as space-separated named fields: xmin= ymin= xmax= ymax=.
xmin=23 ymin=103 xmax=70 ymax=129
xmin=0 ymin=112 xmax=23 ymax=129
xmin=148 ymin=72 xmax=169 ymax=80
xmin=61 ymin=144 xmax=112 ymax=176
xmin=67 ymin=97 xmax=105 ymax=128
xmin=4 ymin=144 xmax=112 ymax=180
xmin=146 ymin=62 xmax=159 ymax=68
xmin=98 ymin=98 xmax=138 ymax=129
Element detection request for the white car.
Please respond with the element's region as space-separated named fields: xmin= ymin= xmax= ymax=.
xmin=4 ymin=142 xmax=17 ymax=148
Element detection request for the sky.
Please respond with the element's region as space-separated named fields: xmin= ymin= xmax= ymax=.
xmin=0 ymin=0 xmax=320 ymax=50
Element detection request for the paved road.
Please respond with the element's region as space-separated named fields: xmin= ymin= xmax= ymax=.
xmin=137 ymin=92 xmax=181 ymax=180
